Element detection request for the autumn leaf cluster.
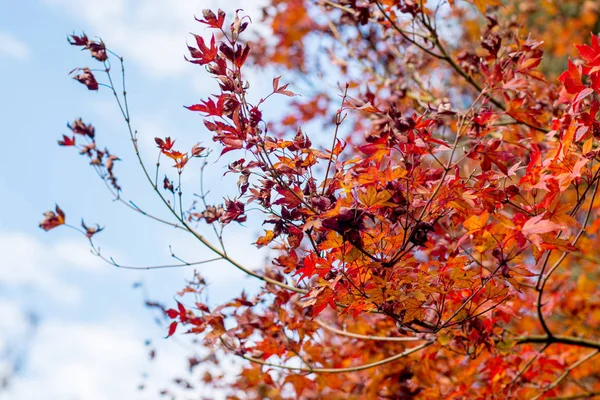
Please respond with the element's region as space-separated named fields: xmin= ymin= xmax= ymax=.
xmin=41 ymin=0 xmax=600 ymax=398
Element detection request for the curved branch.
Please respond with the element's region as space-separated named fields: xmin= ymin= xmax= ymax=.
xmin=437 ymin=263 xmax=502 ymax=331
xmin=514 ymin=335 xmax=600 ymax=351
xmin=532 ymin=350 xmax=599 ymax=400
xmin=504 ymin=343 xmax=550 ymax=392
xmin=223 ymin=339 xmax=433 ymax=373
xmin=536 ymin=175 xmax=599 ymax=336
xmin=92 ymin=246 xmax=222 ymax=270
xmin=548 ymin=391 xmax=600 ymax=400
xmin=101 ymin=54 xmax=308 ymax=295
xmin=315 ymin=319 xmax=430 ymax=342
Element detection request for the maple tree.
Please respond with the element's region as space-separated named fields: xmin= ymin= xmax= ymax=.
xmin=41 ymin=0 xmax=600 ymax=398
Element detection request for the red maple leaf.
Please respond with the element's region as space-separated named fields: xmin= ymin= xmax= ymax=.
xmin=187 ymin=34 xmax=218 ymax=65
xmin=195 ymin=9 xmax=226 ymax=29
xmin=295 ymin=253 xmax=317 ymax=282
xmin=155 ymin=137 xmax=175 ymax=151
xmin=71 ymin=67 xmax=99 ymax=91
xmin=558 ymin=59 xmax=585 ymax=95
xmin=81 ymin=220 xmax=104 ymax=238
xmin=186 ymin=96 xmax=226 ymax=117
xmin=68 ymin=33 xmax=89 ymax=47
xmin=39 ymin=205 xmax=66 ymax=231
xmin=167 ymin=321 xmax=178 ymax=337
xmin=68 ymin=118 xmax=95 ymax=138
xmin=58 ymin=135 xmax=76 ymax=146
xmin=576 ymin=33 xmax=600 ymax=75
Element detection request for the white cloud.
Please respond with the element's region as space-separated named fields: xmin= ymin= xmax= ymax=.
xmin=0 ymin=231 xmax=229 ymax=399
xmin=5 ymin=316 xmax=222 ymax=400
xmin=0 ymin=302 xmax=28 ymax=341
xmin=0 ymin=232 xmax=103 ymax=303
xmin=43 ymin=0 xmax=268 ymax=77
xmin=0 ymin=300 xmax=36 ymax=393
xmin=0 ymin=228 xmax=246 ymax=399
xmin=12 ymin=318 xmax=143 ymax=400
xmin=0 ymin=300 xmax=30 ymax=352
xmin=0 ymin=33 xmax=30 ymax=60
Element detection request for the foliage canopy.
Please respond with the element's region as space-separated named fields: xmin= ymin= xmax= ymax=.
xmin=42 ymin=0 xmax=600 ymax=398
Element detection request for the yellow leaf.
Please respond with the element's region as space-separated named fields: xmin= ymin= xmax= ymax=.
xmin=343 ymin=247 xmax=362 ymax=263
xmin=496 ymin=338 xmax=515 ymax=355
xmin=319 ymin=231 xmax=344 ymax=251
xmin=560 ymin=123 xmax=577 ymax=157
xmin=474 ymin=230 xmax=496 ymax=253
xmin=471 ymin=0 xmax=502 ymax=14
xmin=438 ymin=333 xmax=453 ymax=346
xmin=358 ymin=186 xmax=392 ymax=208
xmin=583 ymin=137 xmax=594 ymax=154
xmin=255 ymin=230 xmax=274 ymax=248
xmin=463 ymin=211 xmax=490 ymax=233
xmin=485 ymin=282 xmax=509 ymax=299
xmin=450 ymin=267 xmax=478 ymax=282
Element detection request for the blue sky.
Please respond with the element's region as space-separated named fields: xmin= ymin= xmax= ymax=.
xmin=0 ymin=0 xmax=276 ymax=398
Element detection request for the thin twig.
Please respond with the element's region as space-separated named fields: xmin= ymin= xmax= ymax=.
xmin=315 ymin=319 xmax=430 ymax=342
xmin=102 ymin=54 xmax=307 ymax=295
xmin=221 ymin=338 xmax=432 ymax=373
xmin=532 ymin=350 xmax=600 ymax=400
